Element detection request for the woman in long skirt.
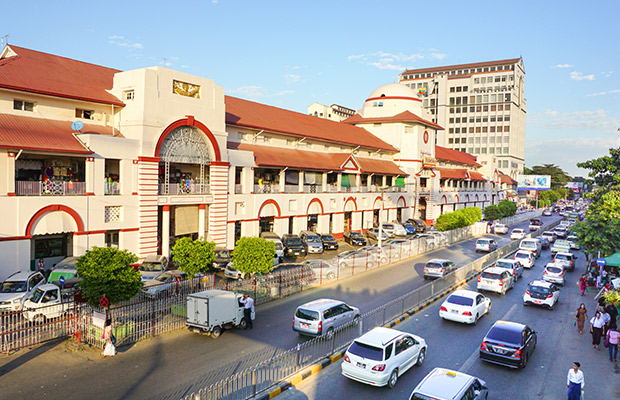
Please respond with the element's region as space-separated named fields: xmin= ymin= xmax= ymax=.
xmin=590 ymin=311 xmax=605 ymax=350
xmin=101 ymin=318 xmax=116 ymax=357
xmin=575 ymin=304 xmax=588 ymax=335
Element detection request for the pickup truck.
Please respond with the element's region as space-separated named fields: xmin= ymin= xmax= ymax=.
xmin=550 ymin=239 xmax=572 ymax=257
xmin=22 ymin=283 xmax=73 ymax=322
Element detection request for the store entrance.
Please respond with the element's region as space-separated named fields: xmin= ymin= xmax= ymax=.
xmin=32 ymin=234 xmax=72 ymax=271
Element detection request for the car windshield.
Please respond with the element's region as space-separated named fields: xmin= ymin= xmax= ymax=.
xmin=486 ymin=326 xmax=523 ymax=345
xmin=521 ymin=242 xmax=535 ymax=249
xmin=481 ymin=271 xmax=500 ymax=279
xmin=426 ymin=262 xmax=443 ymax=269
xmin=515 ymin=253 xmax=530 ymax=259
xmin=350 ymin=232 xmax=362 ymax=238
xmin=410 ymin=394 xmax=435 ymax=400
xmin=477 ymin=240 xmax=490 ymax=245
xmin=296 ymin=308 xmax=319 ymax=321
xmin=274 ymin=242 xmax=283 ymax=250
xmin=29 ymin=287 xmax=45 ymax=303
xmin=0 ymin=281 xmax=27 ymax=293
xmin=306 ymin=236 xmax=321 ymax=243
xmin=497 ymin=261 xmax=515 ymax=269
xmin=547 ymin=266 xmax=562 ymax=274
xmin=140 ymin=262 xmax=162 ymax=272
xmin=447 ymin=295 xmax=473 ymax=306
xmin=155 ymin=272 xmax=173 ymax=282
xmin=383 ymin=224 xmax=394 ymax=229
xmin=513 ymin=230 xmax=523 ymax=234
xmin=322 ymin=235 xmax=335 ymax=241
xmin=528 ymin=285 xmax=550 ymax=296
xmin=214 ymin=250 xmax=231 ymax=259
xmin=348 ymin=341 xmax=384 ymax=361
xmin=285 ymin=237 xmax=303 ymax=245
xmin=555 ymin=254 xmax=570 ymax=261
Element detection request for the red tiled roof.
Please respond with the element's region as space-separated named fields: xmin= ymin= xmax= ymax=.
xmin=499 ymin=173 xmax=517 ymax=185
xmin=225 ymin=96 xmax=397 ymax=152
xmin=0 ymin=113 xmax=121 ymax=154
xmin=435 ymin=146 xmax=482 ymax=167
xmin=401 ymin=58 xmax=521 ymax=76
xmin=343 ymin=111 xmax=443 ymax=130
xmin=0 ymin=45 xmax=124 ymax=106
xmin=228 ymin=142 xmax=406 ymax=175
xmin=434 ymin=167 xmax=487 ymax=181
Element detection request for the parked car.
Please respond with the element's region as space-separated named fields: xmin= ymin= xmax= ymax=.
xmin=293 ymin=298 xmax=359 ymax=337
xmin=47 ymin=259 xmax=81 ymax=292
xmin=271 ymin=262 xmax=316 ymax=286
xmin=390 ymin=223 xmax=408 ymax=237
xmin=523 ymin=280 xmax=560 ymax=310
xmin=513 ymin=250 xmax=535 ymax=269
xmin=381 ymin=223 xmax=396 ymax=237
xmin=409 ymin=368 xmax=488 ymax=400
xmin=540 ymin=231 xmax=556 ymax=243
xmin=319 ymin=234 xmax=339 ymax=251
xmin=366 ymin=227 xmax=389 ymax=241
xmin=22 ymin=283 xmax=73 ymax=322
xmin=302 ymin=260 xmax=339 ymax=281
xmin=0 ymin=271 xmax=46 ymax=311
xmin=281 ymin=234 xmax=308 ymax=258
xmin=139 ymin=254 xmax=169 ymax=282
xmin=543 ymin=263 xmax=565 ymax=286
xmin=475 ymin=238 xmax=497 ymax=253
xmin=337 ymin=250 xmax=375 ymax=269
xmin=493 ymin=259 xmax=524 ymax=281
xmin=224 ymin=263 xmax=249 ymax=280
xmin=142 ymin=270 xmax=189 ymax=298
xmin=402 ymin=223 xmax=417 ymax=235
xmin=415 ymin=233 xmax=440 ymax=249
xmin=212 ymin=248 xmax=232 ymax=270
xmin=343 ymin=231 xmax=367 ymax=246
xmin=538 ymin=236 xmax=550 ymax=250
xmin=300 ymin=230 xmax=324 ymax=254
xmin=494 ymin=223 xmax=508 ymax=234
xmin=519 ymin=238 xmax=542 ymax=258
xmin=477 ymin=267 xmax=514 ymax=295
xmin=510 ymin=228 xmax=526 ymax=240
xmin=260 ymin=231 xmax=284 ymax=250
xmin=342 ymin=327 xmax=427 ymax=388
xmin=439 ymin=289 xmax=491 ymax=325
xmin=262 ymin=238 xmax=285 ymax=262
xmin=479 ymin=320 xmax=537 ymax=368
xmin=423 ymin=259 xmax=457 ymax=279
xmin=406 ymin=218 xmax=427 ymax=233
xmin=553 ymin=252 xmax=576 ymax=272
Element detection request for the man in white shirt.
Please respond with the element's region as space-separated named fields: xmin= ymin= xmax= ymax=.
xmin=240 ymin=294 xmax=254 ymax=329
xmin=567 ymin=362 xmax=584 ymax=400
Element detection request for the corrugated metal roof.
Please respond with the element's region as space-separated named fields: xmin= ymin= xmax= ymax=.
xmin=435 ymin=146 xmax=482 ymax=167
xmin=0 ymin=45 xmax=124 ymax=106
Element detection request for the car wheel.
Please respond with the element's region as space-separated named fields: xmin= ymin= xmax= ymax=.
xmin=353 ymin=315 xmax=361 ymax=326
xmin=387 ymin=369 xmax=398 ymax=389
xmin=548 ymin=302 xmax=555 ymax=311
xmin=326 ymin=327 xmax=334 ymax=337
xmin=520 ymin=353 xmax=528 ymax=368
xmin=210 ymin=326 xmax=222 ymax=339
xmin=416 ymin=348 xmax=426 ymax=366
xmin=326 ymin=272 xmax=335 ymax=280
xmin=33 ymin=314 xmax=46 ymax=324
xmin=473 ymin=314 xmax=479 ymax=325
xmin=238 ymin=318 xmax=248 ymax=329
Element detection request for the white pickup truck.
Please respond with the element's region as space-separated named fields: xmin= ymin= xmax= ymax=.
xmin=22 ymin=283 xmax=73 ymax=322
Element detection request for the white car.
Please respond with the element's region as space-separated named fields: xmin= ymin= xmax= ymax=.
xmin=342 ymin=327 xmax=427 ymax=388
xmin=439 ymin=289 xmax=491 ymax=325
xmin=510 ymin=228 xmax=526 ymax=240
xmin=0 ymin=271 xmax=46 ymax=311
xmin=494 ymin=223 xmax=508 ymax=234
xmin=477 ymin=267 xmax=514 ymax=295
xmin=513 ymin=250 xmax=535 ymax=269
xmin=523 ymin=280 xmax=560 ymax=310
xmin=409 ymin=368 xmax=489 ymax=400
xmin=475 ymin=238 xmax=497 ymax=253
xmin=542 ymin=209 xmax=552 ymax=216
xmin=543 ymin=263 xmax=565 ymax=286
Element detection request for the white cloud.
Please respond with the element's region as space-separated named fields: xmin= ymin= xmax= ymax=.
xmin=226 ymin=86 xmax=294 ymax=99
xmin=108 ymin=35 xmax=143 ymax=50
xmin=601 ymin=71 xmax=614 ymax=78
xmin=181 ymin=65 xmax=190 ymax=69
xmin=528 ymin=109 xmax=620 ymax=133
xmin=570 ymin=71 xmax=595 ymax=80
xmin=430 ymin=53 xmax=447 ymax=60
xmin=552 ymin=64 xmax=573 ymax=68
xmin=347 ymin=51 xmax=426 ymax=71
xmin=586 ymin=89 xmax=620 ymax=97
xmin=284 ymin=74 xmax=300 ymax=84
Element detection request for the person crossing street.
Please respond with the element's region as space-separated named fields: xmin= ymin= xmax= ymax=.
xmin=239 ymin=294 xmax=254 ymax=329
xmin=567 ymin=362 xmax=585 ymax=400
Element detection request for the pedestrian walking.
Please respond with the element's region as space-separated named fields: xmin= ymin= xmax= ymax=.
xmin=600 ymin=307 xmax=611 ymax=331
xmin=605 ymin=303 xmax=618 ymax=327
xmin=590 ymin=311 xmax=605 ymax=350
xmin=579 ymin=275 xmax=587 ymax=296
xmin=101 ymin=318 xmax=116 ymax=358
xmin=606 ymin=324 xmax=620 ymax=362
xmin=575 ymin=304 xmax=588 ymax=335
xmin=239 ymin=294 xmax=254 ymax=329
xmin=567 ymin=362 xmax=585 ymax=400
xmin=37 ymin=258 xmax=45 ymax=277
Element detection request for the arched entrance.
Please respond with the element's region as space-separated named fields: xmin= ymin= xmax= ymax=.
xmin=307 ymin=199 xmax=323 ymax=232
xmin=396 ymin=196 xmax=406 ymax=222
xmin=344 ymin=198 xmax=357 ymax=231
xmin=259 ymin=200 xmax=281 ymax=233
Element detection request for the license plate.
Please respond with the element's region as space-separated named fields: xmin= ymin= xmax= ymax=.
xmin=294 ymin=252 xmax=300 ymax=256
xmin=494 ymin=347 xmax=506 ymax=354
xmin=356 ymin=362 xmax=366 ymax=368
xmin=451 ymin=310 xmax=459 ymax=313
xmin=301 ymin=323 xmax=309 ymax=328
xmin=534 ymin=300 xmax=542 ymax=304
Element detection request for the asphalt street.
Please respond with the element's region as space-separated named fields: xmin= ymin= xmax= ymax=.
xmin=0 ymin=215 xmax=573 ymax=400
xmin=276 ymin=247 xmax=620 ymax=400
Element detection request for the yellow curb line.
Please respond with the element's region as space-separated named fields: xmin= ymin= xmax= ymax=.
xmin=269 ymin=387 xmax=281 ymax=398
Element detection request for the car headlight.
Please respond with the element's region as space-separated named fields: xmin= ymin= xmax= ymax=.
xmin=12 ymin=298 xmax=21 ymax=304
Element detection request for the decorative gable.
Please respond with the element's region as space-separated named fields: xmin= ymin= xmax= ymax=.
xmin=340 ymin=155 xmax=360 ymax=172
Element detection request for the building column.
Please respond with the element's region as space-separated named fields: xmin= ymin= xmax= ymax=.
xmin=137 ymin=156 xmax=160 ymax=258
xmin=382 ymin=175 xmax=387 ymax=188
xmin=198 ymin=204 xmax=206 ymax=239
xmin=132 ymin=160 xmax=139 ymax=195
xmin=207 ymin=162 xmax=230 ymax=248
xmin=332 ymin=212 xmax=345 ymax=238
xmin=322 ymin=172 xmax=327 ymax=193
xmin=351 ymin=211 xmax=363 ymax=231
xmin=298 ymin=171 xmax=304 ymax=193
xmin=85 ymin=157 xmax=95 ymax=195
xmin=246 ymin=167 xmax=254 ymax=194
xmin=367 ymin=174 xmax=373 ymax=193
xmin=317 ymin=214 xmax=330 ymax=234
xmin=119 ymin=159 xmax=132 ymax=196
xmin=355 ymin=174 xmax=361 ymax=193
xmin=337 ymin=173 xmax=342 ymax=192
xmin=162 ymin=205 xmax=170 ymax=258
xmin=279 ymin=169 xmax=286 ymax=193
xmin=4 ymin=151 xmax=16 ymax=196
xmin=274 ymin=216 xmax=289 ymax=236
xmin=293 ymin=215 xmax=307 ymax=234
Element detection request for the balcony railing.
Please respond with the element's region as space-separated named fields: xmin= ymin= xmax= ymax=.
xmin=254 ymin=184 xmax=275 ymax=194
xmin=104 ymin=182 xmax=120 ymax=195
xmin=234 ymin=184 xmax=243 ymax=194
xmin=303 ymin=184 xmax=320 ymax=193
xmin=16 ymin=181 xmax=86 ymax=196
xmin=158 ymin=183 xmax=210 ymax=195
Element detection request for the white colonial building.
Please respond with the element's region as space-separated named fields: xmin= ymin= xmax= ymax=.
xmin=0 ymin=45 xmax=509 ymax=280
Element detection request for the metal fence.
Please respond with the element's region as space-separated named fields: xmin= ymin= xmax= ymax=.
xmin=0 ymin=210 xmax=540 ymax=356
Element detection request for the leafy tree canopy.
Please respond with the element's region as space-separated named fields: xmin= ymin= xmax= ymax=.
xmin=171 ymin=237 xmax=216 ymax=276
xmin=232 ymin=237 xmax=276 ymax=274
xmin=484 ymin=205 xmax=503 ymax=221
xmin=436 ymin=207 xmax=482 ymax=231
xmin=572 ymin=184 xmax=620 ymax=257
xmin=76 ymin=247 xmax=141 ymax=308
xmin=497 ymin=200 xmax=517 ymax=217
xmin=576 ymin=147 xmax=620 ymax=187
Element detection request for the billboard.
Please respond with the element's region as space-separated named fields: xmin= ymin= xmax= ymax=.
xmin=517 ymin=175 xmax=551 ymax=191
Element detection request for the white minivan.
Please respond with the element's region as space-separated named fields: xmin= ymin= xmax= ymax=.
xmin=519 ymin=238 xmax=541 ymax=258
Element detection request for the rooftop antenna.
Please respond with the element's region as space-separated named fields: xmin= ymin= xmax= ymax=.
xmin=1 ymin=34 xmax=9 ymax=48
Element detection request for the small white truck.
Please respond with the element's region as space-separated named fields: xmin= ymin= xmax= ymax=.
xmin=22 ymin=283 xmax=73 ymax=322
xmin=186 ymin=289 xmax=254 ymax=338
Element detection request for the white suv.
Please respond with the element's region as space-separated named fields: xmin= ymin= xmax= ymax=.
xmin=513 ymin=250 xmax=535 ymax=269
xmin=342 ymin=327 xmax=427 ymax=388
xmin=523 ymin=280 xmax=560 ymax=310
xmin=543 ymin=263 xmax=565 ymax=286
xmin=0 ymin=271 xmax=46 ymax=311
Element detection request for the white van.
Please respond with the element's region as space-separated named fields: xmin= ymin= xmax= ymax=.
xmin=519 ymin=238 xmax=541 ymax=258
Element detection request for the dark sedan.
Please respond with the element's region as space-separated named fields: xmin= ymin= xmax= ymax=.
xmin=319 ymin=234 xmax=339 ymax=251
xmin=538 ymin=236 xmax=550 ymax=249
xmin=343 ymin=231 xmax=367 ymax=246
xmin=480 ymin=320 xmax=537 ymax=368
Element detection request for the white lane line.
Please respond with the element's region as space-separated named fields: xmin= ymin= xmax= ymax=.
xmin=458 ymin=303 xmax=518 ymax=373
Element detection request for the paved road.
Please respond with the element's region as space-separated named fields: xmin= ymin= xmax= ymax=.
xmin=276 ymin=248 xmax=620 ymax=400
xmin=0 ymin=215 xmax=560 ymax=400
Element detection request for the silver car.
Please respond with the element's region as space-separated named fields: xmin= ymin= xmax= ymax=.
xmin=302 ymin=260 xmax=340 ymax=281
xmin=423 ymin=259 xmax=457 ymax=279
xmin=543 ymin=263 xmax=565 ymax=286
xmin=293 ymin=299 xmax=360 ymax=336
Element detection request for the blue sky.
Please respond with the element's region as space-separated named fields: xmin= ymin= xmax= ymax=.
xmin=3 ymin=0 xmax=619 ymax=177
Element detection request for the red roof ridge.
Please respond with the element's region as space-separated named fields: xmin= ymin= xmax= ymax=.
xmin=343 ymin=110 xmax=444 ymax=130
xmin=435 ymin=146 xmax=482 ymax=167
xmin=2 ymin=45 xmax=122 ymax=73
xmin=401 ymin=57 xmax=521 ymax=75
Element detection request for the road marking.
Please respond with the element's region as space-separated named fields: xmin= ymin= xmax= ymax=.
xmin=459 ymin=303 xmax=518 ymax=373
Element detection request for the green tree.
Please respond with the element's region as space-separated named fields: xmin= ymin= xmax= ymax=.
xmin=436 ymin=207 xmax=482 ymax=231
xmin=484 ymin=205 xmax=503 ymax=221
xmin=171 ymin=237 xmax=216 ymax=276
xmin=576 ymin=147 xmax=620 ymax=187
xmin=76 ymin=247 xmax=142 ymax=309
xmin=232 ymin=237 xmax=276 ymax=274
xmin=497 ymin=200 xmax=516 ymax=217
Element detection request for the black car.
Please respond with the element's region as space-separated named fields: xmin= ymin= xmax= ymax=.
xmin=343 ymin=231 xmax=367 ymax=246
xmin=211 ymin=248 xmax=232 ymax=270
xmin=281 ymin=234 xmax=308 ymax=258
xmin=538 ymin=236 xmax=550 ymax=250
xmin=319 ymin=234 xmax=339 ymax=250
xmin=406 ymin=218 xmax=427 ymax=233
xmin=480 ymin=320 xmax=537 ymax=368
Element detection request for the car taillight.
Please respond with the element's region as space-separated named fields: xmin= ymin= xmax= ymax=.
xmin=440 ymin=306 xmax=448 ymax=312
xmin=293 ymin=318 xmax=295 ymax=327
xmin=462 ymin=311 xmax=472 ymax=316
xmin=318 ymin=321 xmax=322 ymax=332
xmin=559 ymin=273 xmax=564 ymax=277
xmin=499 ymin=279 xmax=504 ymax=286
xmin=372 ymin=364 xmax=386 ymax=371
xmin=512 ymin=349 xmax=522 ymax=358
xmin=543 ymin=270 xmax=548 ymax=275
xmin=546 ymin=294 xmax=553 ymax=299
xmin=480 ymin=342 xmax=488 ymax=351
xmin=525 ymin=290 xmax=531 ymax=296
xmin=478 ymin=276 xmax=481 ymax=283
xmin=439 ymin=268 xmax=444 ymax=273
xmin=344 ymin=354 xmax=351 ymax=363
